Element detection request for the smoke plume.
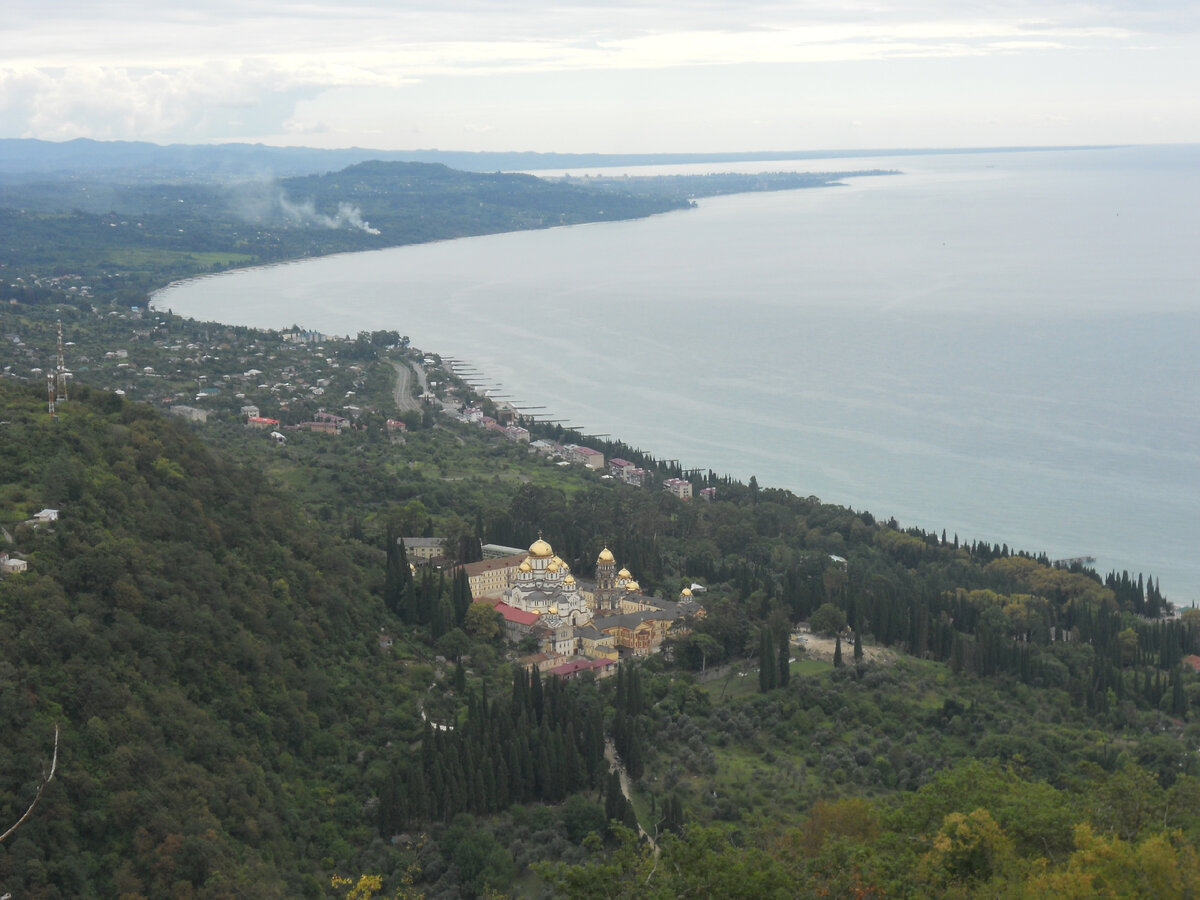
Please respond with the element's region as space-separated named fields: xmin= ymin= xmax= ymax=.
xmin=278 ymin=194 xmax=381 ymax=235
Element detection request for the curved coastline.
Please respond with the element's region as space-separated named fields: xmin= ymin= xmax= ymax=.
xmin=150 ymin=149 xmax=1200 ymax=605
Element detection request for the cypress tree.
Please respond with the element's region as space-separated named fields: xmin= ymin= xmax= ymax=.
xmin=833 ymin=635 xmax=844 ymax=668
xmin=625 ymin=724 xmax=644 ymax=780
xmin=661 ymin=794 xmax=685 ymax=835
xmin=778 ymin=628 xmax=791 ymax=688
xmin=385 ymin=530 xmax=413 ymax=617
xmin=531 ymin=668 xmax=544 ymax=724
xmin=604 ymin=771 xmax=626 ymax=830
xmin=452 ymin=567 xmax=472 ymax=625
xmin=1172 ymin=667 xmax=1187 ymax=716
xmin=854 ymin=630 xmax=864 ymax=662
xmin=760 ymin=629 xmax=777 ymax=692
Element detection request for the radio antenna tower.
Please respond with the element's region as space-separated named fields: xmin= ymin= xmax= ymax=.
xmin=48 ymin=320 xmax=69 ymax=417
xmin=55 ymin=320 xmax=69 ymax=403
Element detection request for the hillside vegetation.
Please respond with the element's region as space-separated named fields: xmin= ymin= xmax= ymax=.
xmin=0 ymin=381 xmax=421 ymax=896
xmin=1 ymin=150 xmax=1199 ymax=898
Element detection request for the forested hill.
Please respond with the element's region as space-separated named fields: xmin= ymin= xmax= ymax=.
xmin=0 ymin=160 xmax=690 ymax=308
xmin=0 ymin=380 xmax=416 ymax=896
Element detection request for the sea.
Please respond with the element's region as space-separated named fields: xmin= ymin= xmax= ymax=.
xmin=153 ymin=145 xmax=1200 ymax=606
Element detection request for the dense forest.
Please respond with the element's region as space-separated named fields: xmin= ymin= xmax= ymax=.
xmin=2 ymin=151 xmax=1199 ymax=897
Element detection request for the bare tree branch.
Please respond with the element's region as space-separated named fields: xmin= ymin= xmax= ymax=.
xmin=0 ymin=725 xmax=59 ymax=844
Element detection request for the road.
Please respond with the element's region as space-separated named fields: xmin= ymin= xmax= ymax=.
xmin=389 ymin=360 xmax=426 ymax=413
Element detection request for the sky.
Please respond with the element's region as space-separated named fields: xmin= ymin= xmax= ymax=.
xmin=3 ymin=1 xmax=1199 ymax=153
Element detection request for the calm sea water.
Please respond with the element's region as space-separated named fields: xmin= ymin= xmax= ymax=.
xmin=155 ymin=146 xmax=1200 ymax=605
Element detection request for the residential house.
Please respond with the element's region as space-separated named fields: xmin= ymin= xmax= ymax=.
xmin=563 ymin=444 xmax=605 ymax=469
xmin=401 ymin=537 xmax=445 ymax=563
xmin=663 ymin=478 xmax=693 ymax=500
xmin=0 ymin=554 xmax=28 ymax=575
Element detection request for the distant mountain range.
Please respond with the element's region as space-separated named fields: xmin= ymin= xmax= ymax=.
xmin=0 ymin=137 xmax=1122 ymax=181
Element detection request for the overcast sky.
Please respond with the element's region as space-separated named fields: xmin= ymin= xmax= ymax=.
xmin=3 ymin=0 xmax=1198 ymax=152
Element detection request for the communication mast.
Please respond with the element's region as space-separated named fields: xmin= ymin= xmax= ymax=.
xmin=48 ymin=320 xmax=69 ymax=417
xmin=55 ymin=320 xmax=69 ymax=403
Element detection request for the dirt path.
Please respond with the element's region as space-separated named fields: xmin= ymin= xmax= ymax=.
xmin=795 ymin=632 xmax=892 ymax=664
xmin=604 ymin=738 xmax=656 ymax=851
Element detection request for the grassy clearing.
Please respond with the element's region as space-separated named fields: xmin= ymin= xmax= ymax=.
xmin=103 ymin=248 xmax=257 ymax=268
xmin=698 ymin=657 xmax=832 ymax=703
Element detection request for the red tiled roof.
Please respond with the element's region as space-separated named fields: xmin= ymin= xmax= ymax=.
xmin=493 ymin=601 xmax=539 ymax=626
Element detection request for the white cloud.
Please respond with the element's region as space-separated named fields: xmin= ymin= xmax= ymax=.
xmin=0 ymin=0 xmax=1197 ymax=147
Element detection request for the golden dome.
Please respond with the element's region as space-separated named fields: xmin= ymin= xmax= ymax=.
xmin=552 ymin=556 xmax=564 ymax=566
xmin=564 ymin=574 xmax=576 ymax=585
xmin=547 ymin=561 xmax=560 ymax=574
xmin=519 ymin=560 xmax=532 ymax=572
xmin=549 ymin=606 xmax=558 ymax=615
xmin=618 ymin=568 xmax=632 ymax=579
xmin=529 ymin=538 xmax=554 ymax=558
xmin=681 ymin=588 xmax=693 ymax=597
xmin=626 ymin=581 xmax=640 ymax=592
xmin=598 ymin=547 xmax=615 ymax=563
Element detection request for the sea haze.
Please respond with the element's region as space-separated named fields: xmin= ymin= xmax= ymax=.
xmin=155 ymin=145 xmax=1200 ymax=605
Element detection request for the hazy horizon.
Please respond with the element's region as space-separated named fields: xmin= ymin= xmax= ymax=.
xmin=4 ymin=1 xmax=1198 ymax=153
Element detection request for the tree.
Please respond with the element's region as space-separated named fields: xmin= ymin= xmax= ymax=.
xmin=759 ymin=629 xmax=778 ymax=692
xmin=810 ymin=602 xmax=847 ymax=637
xmin=833 ymin=635 xmax=844 ymax=668
xmin=777 ymin=628 xmax=791 ymax=688
xmin=605 ymin=771 xmax=637 ymax=834
xmin=562 ymin=794 xmax=606 ymax=844
xmin=384 ymin=530 xmax=413 ymax=617
xmin=463 ymin=602 xmax=503 ymax=642
xmin=853 ymin=630 xmax=863 ymax=662
xmin=660 ymin=793 xmax=685 ymax=836
xmin=917 ymin=808 xmax=1014 ymax=892
xmin=691 ymin=633 xmax=721 ymax=674
xmin=435 ymin=627 xmax=471 ymax=662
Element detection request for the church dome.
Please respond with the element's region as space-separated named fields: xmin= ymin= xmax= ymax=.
xmin=618 ymin=568 xmax=632 ymax=579
xmin=626 ymin=581 xmax=640 ymax=592
xmin=549 ymin=606 xmax=558 ymax=615
xmin=519 ymin=560 xmax=532 ymax=573
xmin=547 ymin=560 xmax=560 ymax=574
xmin=564 ymin=574 xmax=576 ymax=585
xmin=529 ymin=537 xmax=553 ymax=558
xmin=597 ymin=547 xmax=615 ymax=564
xmin=681 ymin=588 xmax=693 ymax=597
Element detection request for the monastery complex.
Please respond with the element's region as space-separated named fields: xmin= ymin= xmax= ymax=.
xmin=458 ymin=536 xmax=704 ymax=673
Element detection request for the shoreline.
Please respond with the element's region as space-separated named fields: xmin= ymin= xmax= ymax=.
xmin=146 ymin=150 xmax=1200 ymax=606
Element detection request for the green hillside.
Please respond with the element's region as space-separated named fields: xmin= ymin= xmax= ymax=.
xmin=2 ymin=155 xmax=1200 ymax=898
xmin=0 ymin=381 xmax=422 ymax=896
